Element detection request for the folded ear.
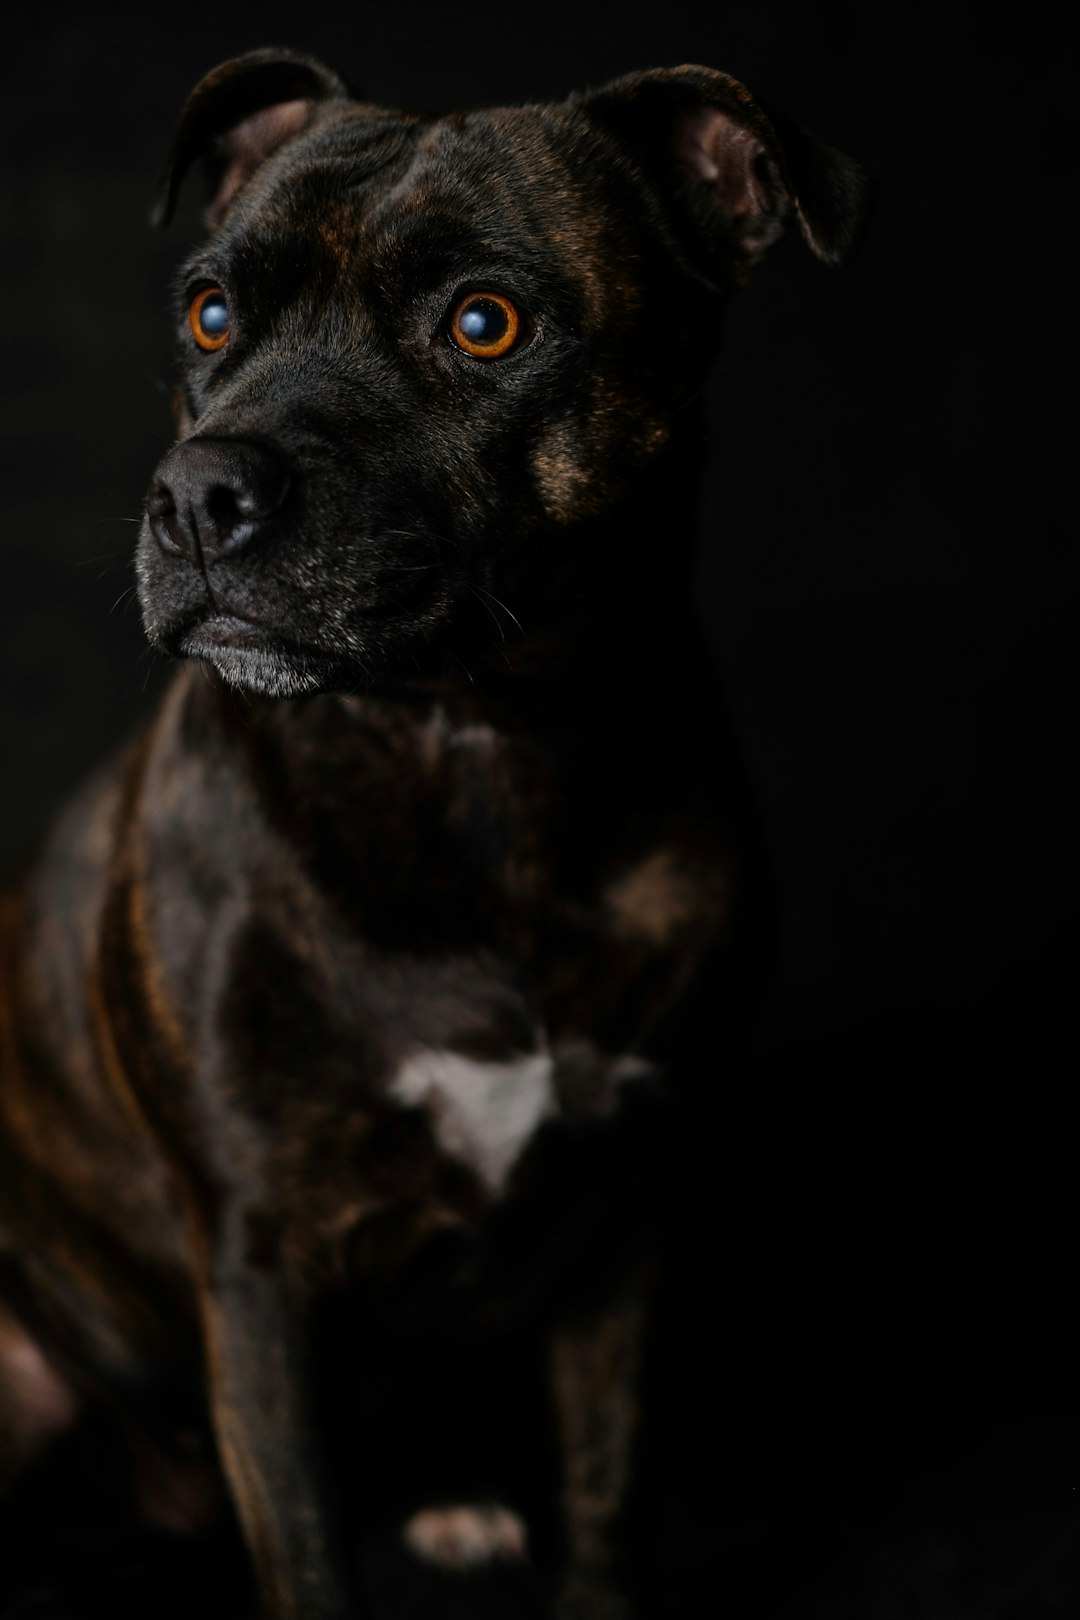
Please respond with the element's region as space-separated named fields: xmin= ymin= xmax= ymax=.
xmin=152 ymin=48 xmax=347 ymax=230
xmin=580 ymin=65 xmax=874 ymax=283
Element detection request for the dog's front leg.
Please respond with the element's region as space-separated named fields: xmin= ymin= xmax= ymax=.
xmin=550 ymin=1282 xmax=647 ymax=1619
xmin=196 ymin=1209 xmax=351 ymax=1620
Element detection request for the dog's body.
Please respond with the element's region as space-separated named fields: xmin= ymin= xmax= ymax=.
xmin=0 ymin=52 xmax=870 ymax=1618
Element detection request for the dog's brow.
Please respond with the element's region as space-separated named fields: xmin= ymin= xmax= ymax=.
xmin=342 ymin=149 xmax=408 ymax=190
xmin=277 ymin=120 xmax=418 ymax=205
xmin=366 ymin=212 xmax=544 ymax=284
xmin=335 ymin=127 xmax=418 ymax=192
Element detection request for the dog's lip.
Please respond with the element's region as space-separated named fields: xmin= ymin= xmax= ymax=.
xmin=184 ymin=612 xmax=268 ymax=646
xmin=177 ymin=612 xmax=340 ymax=667
xmin=179 ymin=613 xmax=307 ymax=658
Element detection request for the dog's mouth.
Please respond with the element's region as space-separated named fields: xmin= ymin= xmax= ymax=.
xmin=136 ymin=492 xmax=512 ymax=699
xmin=135 ymin=427 xmax=525 ymax=697
xmin=176 ymin=613 xmax=360 ymax=698
xmin=182 ymin=612 xmax=267 ymax=645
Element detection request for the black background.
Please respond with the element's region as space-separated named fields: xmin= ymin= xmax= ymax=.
xmin=2 ymin=3 xmax=1076 ymax=1615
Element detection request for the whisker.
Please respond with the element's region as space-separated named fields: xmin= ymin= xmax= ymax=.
xmin=470 ymin=582 xmax=523 ymax=637
xmin=141 ymin=651 xmax=163 ymax=694
xmin=73 ymin=553 xmax=130 ymax=570
xmin=466 ymin=583 xmax=506 ymax=642
xmin=379 ymin=527 xmax=466 ymax=554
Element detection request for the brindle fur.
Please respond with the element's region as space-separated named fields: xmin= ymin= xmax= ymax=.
xmin=0 ymin=49 xmax=871 ymax=1618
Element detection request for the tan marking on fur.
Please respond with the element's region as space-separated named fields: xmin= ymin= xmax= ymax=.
xmin=317 ymin=212 xmax=356 ymax=259
xmin=634 ymin=417 xmax=671 ymax=456
xmin=532 ymin=423 xmax=594 ymax=522
xmin=84 ymin=922 xmax=155 ymax=1143
xmin=403 ymin=1503 xmax=529 ymax=1571
xmin=604 ymin=850 xmax=704 ymax=946
xmin=94 ymin=668 xmax=195 ymax=1102
xmin=532 ymin=387 xmax=670 ymax=524
xmin=127 ymin=838 xmax=190 ymax=1072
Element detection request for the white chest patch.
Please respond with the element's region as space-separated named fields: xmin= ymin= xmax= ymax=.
xmin=389 ymin=1047 xmax=557 ymax=1194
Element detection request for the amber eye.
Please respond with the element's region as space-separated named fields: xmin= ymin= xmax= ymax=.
xmin=188 ymin=287 xmax=230 ymax=352
xmin=449 ymin=292 xmax=521 ymax=359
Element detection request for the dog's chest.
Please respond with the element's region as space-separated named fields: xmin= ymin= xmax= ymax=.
xmin=144 ymin=690 xmax=725 ymax=1247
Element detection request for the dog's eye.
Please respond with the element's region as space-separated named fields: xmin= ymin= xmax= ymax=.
xmin=188 ymin=288 xmax=231 ymax=352
xmin=448 ymin=293 xmax=521 ymax=359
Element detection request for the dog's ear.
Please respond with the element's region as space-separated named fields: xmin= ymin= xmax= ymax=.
xmin=152 ymin=48 xmax=347 ymax=230
xmin=581 ymin=65 xmax=873 ymax=283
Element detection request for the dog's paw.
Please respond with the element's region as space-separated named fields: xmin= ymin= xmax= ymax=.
xmin=401 ymin=1502 xmax=529 ymax=1572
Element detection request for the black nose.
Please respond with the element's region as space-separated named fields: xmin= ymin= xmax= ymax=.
xmin=146 ymin=438 xmax=291 ymax=564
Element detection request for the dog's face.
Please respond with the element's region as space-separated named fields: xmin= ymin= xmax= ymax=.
xmin=136 ymin=53 xmax=871 ymax=697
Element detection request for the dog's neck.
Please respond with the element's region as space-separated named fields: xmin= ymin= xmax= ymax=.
xmin=174 ymin=470 xmax=720 ymax=920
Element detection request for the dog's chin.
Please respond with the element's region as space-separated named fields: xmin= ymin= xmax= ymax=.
xmin=150 ymin=601 xmax=505 ymax=698
xmin=175 ymin=617 xmax=356 ymax=698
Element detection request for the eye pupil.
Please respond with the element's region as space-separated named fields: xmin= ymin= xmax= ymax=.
xmin=458 ymin=299 xmax=508 ymax=344
xmin=198 ymin=294 xmax=229 ymax=336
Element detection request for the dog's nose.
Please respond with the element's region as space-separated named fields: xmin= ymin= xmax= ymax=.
xmin=146 ymin=438 xmax=290 ymax=564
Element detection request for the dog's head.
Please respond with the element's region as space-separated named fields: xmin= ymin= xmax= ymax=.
xmin=136 ymin=49 xmax=872 ymax=697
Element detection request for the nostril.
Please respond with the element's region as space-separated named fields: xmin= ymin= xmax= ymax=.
xmin=205 ymin=484 xmax=247 ymax=531
xmin=147 ymin=480 xmax=189 ymax=558
xmin=232 ymin=458 xmax=291 ymax=523
xmin=146 ymin=481 xmax=177 ymax=521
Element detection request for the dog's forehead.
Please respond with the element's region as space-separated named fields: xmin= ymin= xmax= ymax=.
xmin=229 ymin=100 xmax=628 ymax=309
xmin=364 ymin=104 xmax=607 ymax=228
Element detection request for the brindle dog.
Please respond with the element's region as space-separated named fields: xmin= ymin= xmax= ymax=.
xmin=0 ymin=50 xmax=871 ymax=1619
